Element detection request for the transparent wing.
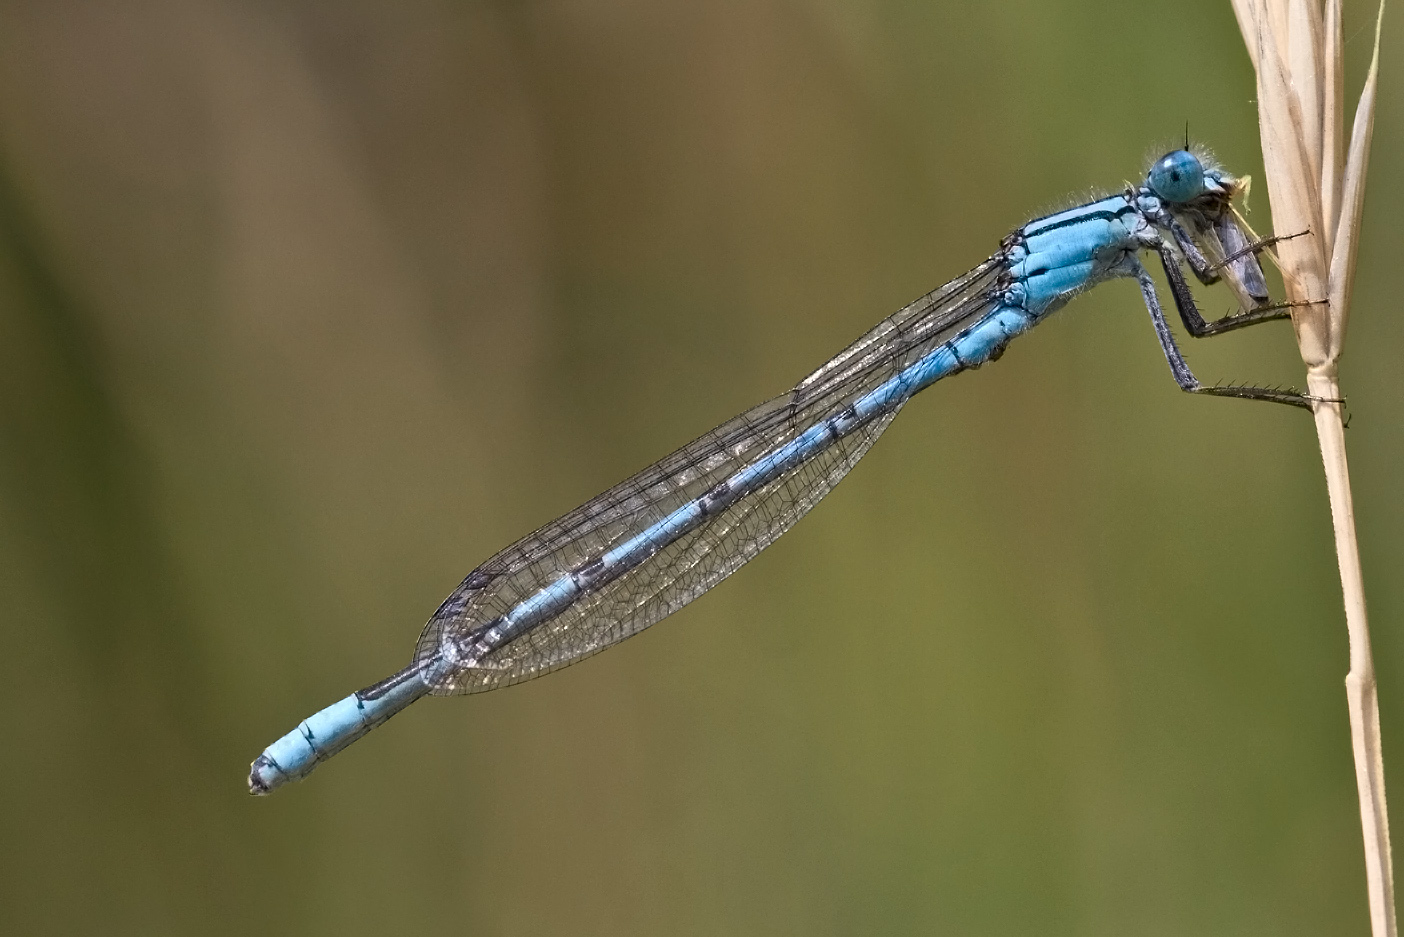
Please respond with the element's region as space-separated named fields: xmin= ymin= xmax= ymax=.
xmin=415 ymin=258 xmax=1003 ymax=693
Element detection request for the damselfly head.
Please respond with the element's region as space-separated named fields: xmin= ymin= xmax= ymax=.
xmin=1146 ymin=149 xmax=1210 ymax=204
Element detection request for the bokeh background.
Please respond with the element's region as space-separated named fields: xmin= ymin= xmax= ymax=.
xmin=1 ymin=1 xmax=1400 ymax=934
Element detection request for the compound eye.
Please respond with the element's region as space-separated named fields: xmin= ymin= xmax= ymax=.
xmin=1147 ymin=150 xmax=1206 ymax=204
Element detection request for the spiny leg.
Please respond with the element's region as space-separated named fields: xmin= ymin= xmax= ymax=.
xmin=1164 ymin=216 xmax=1302 ymax=284
xmin=1155 ymin=246 xmax=1291 ymax=337
xmin=1164 ymin=216 xmax=1223 ymax=285
xmin=1207 ymin=230 xmax=1308 ymax=274
xmin=1133 ymin=265 xmax=1313 ymax=411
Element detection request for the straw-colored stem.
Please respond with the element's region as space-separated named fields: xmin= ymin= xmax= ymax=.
xmin=1308 ymin=366 xmax=1396 ymax=937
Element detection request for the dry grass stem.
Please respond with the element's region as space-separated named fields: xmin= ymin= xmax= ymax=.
xmin=1231 ymin=2 xmax=1391 ymax=934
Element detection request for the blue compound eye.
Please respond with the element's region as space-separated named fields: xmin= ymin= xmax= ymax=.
xmin=1147 ymin=150 xmax=1206 ymax=204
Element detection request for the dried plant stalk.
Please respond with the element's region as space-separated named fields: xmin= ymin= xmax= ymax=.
xmin=1231 ymin=2 xmax=1392 ymax=934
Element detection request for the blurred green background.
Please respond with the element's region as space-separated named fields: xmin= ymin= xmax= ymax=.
xmin=1 ymin=1 xmax=1400 ymax=934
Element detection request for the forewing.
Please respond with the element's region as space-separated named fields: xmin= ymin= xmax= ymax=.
xmin=415 ymin=259 xmax=1002 ymax=693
